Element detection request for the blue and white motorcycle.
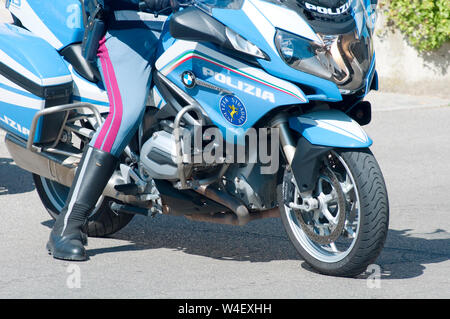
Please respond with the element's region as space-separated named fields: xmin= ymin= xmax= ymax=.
xmin=0 ymin=0 xmax=388 ymax=276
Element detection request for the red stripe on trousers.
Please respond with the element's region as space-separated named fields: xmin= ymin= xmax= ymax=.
xmin=93 ymin=37 xmax=123 ymax=153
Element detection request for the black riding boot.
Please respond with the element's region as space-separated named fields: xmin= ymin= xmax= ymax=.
xmin=46 ymin=146 xmax=118 ymax=261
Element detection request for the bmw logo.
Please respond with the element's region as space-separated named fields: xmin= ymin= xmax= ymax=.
xmin=219 ymin=95 xmax=247 ymax=126
xmin=181 ymin=71 xmax=196 ymax=88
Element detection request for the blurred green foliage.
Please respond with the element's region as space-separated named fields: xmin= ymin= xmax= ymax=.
xmin=381 ymin=0 xmax=450 ymax=51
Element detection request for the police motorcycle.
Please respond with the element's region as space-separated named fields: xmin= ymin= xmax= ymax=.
xmin=0 ymin=0 xmax=388 ymax=276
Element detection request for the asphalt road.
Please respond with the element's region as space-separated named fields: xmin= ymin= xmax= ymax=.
xmin=1 ymin=92 xmax=449 ymax=298
xmin=0 ymin=5 xmax=449 ymax=299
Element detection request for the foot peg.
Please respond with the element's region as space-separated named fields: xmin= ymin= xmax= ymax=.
xmin=114 ymin=183 xmax=139 ymax=195
xmin=110 ymin=202 xmax=150 ymax=216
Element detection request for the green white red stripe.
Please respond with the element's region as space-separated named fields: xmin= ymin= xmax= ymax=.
xmin=160 ymin=50 xmax=307 ymax=103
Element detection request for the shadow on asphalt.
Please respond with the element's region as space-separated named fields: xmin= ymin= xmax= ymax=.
xmin=6 ymin=156 xmax=448 ymax=280
xmin=42 ymin=216 xmax=300 ymax=263
xmin=42 ymin=216 xmax=450 ymax=280
xmin=0 ymin=158 xmax=35 ymax=195
xmin=375 ymin=229 xmax=450 ymax=280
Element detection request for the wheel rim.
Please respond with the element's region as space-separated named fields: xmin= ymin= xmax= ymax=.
xmin=39 ymin=176 xmax=104 ymax=218
xmin=40 ymin=176 xmax=69 ymax=212
xmin=284 ymin=151 xmax=361 ymax=263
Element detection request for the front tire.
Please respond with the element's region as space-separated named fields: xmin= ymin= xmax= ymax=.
xmin=33 ymin=174 xmax=134 ymax=237
xmin=279 ymin=148 xmax=389 ymax=277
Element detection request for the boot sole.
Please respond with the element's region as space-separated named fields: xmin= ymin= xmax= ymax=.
xmin=46 ymin=243 xmax=88 ymax=261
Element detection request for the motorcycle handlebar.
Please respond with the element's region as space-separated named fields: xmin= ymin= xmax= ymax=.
xmin=139 ymin=0 xmax=191 ymax=14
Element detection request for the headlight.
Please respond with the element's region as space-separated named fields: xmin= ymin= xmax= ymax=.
xmin=225 ymin=27 xmax=269 ymax=60
xmin=275 ymin=29 xmax=374 ymax=93
xmin=275 ymin=29 xmax=350 ymax=84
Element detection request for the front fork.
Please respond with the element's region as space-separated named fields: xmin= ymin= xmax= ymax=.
xmin=271 ymin=115 xmax=297 ymax=166
xmin=272 ymin=115 xmax=332 ymax=194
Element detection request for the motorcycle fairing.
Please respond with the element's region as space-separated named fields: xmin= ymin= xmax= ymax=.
xmin=156 ymin=40 xmax=308 ymax=142
xmin=0 ymin=24 xmax=72 ymax=86
xmin=7 ymin=0 xmax=84 ymax=50
xmin=0 ymin=72 xmax=43 ymax=140
xmin=207 ymin=0 xmax=343 ymax=101
xmin=364 ymin=54 xmax=377 ymax=96
xmin=68 ymin=63 xmax=110 ymax=113
xmin=0 ymin=24 xmax=72 ymax=142
xmin=289 ymin=109 xmax=372 ymax=148
xmin=149 ymin=86 xmax=166 ymax=109
xmin=248 ymin=0 xmax=321 ymax=43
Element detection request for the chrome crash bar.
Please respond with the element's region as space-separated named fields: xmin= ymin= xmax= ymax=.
xmin=26 ymin=102 xmax=103 ymax=158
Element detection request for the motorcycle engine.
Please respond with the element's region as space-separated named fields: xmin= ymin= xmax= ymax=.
xmin=139 ymin=130 xmax=179 ymax=180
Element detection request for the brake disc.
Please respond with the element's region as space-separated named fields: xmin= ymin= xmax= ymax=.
xmin=294 ymin=167 xmax=346 ymax=245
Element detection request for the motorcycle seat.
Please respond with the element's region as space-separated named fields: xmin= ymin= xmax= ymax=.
xmin=60 ymin=43 xmax=102 ymax=83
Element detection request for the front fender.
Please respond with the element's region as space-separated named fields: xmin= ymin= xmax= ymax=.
xmin=289 ymin=110 xmax=372 ymax=148
xmin=288 ymin=110 xmax=372 ymax=192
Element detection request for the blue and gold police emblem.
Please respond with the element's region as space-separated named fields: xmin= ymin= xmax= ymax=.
xmin=219 ymin=95 xmax=247 ymax=126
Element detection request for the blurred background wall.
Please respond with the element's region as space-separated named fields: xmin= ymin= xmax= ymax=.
xmin=0 ymin=0 xmax=448 ymax=98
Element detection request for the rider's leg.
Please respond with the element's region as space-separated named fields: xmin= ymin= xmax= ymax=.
xmin=47 ymin=27 xmax=158 ymax=261
xmin=46 ymin=146 xmax=118 ymax=260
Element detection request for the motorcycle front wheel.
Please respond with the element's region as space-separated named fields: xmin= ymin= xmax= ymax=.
xmin=279 ymin=148 xmax=389 ymax=277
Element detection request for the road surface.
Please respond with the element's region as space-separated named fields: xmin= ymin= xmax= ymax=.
xmin=0 ymin=4 xmax=449 ymax=299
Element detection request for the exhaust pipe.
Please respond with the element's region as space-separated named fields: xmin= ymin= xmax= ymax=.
xmin=192 ymin=184 xmax=280 ymax=226
xmin=5 ymin=133 xmax=281 ymax=225
xmin=185 ymin=208 xmax=280 ymax=226
xmin=194 ymin=184 xmax=251 ymax=225
xmin=5 ymin=133 xmax=77 ymax=187
xmin=4 ymin=133 xmax=137 ymax=204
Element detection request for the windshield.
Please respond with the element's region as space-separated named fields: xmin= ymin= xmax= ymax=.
xmin=193 ymin=0 xmax=377 ymax=93
xmin=263 ymin=0 xmax=376 ymax=36
xmin=194 ymin=0 xmax=376 ymax=36
xmin=194 ymin=0 xmax=245 ymax=11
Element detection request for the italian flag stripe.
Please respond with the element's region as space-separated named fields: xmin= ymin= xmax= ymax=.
xmin=161 ymin=51 xmax=306 ymax=102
